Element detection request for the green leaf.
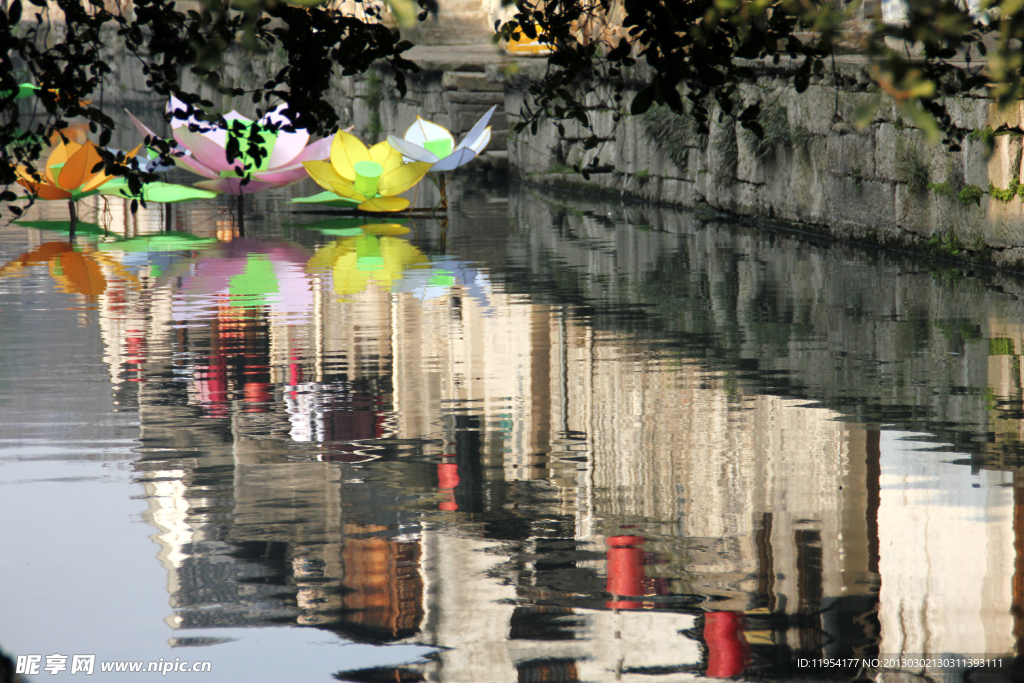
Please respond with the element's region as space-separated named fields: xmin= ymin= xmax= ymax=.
xmin=99 ymin=179 xmax=219 ymax=203
xmin=291 ymin=191 xmax=362 ymax=206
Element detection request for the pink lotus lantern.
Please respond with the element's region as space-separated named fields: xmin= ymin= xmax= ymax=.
xmin=129 ymin=96 xmax=330 ymax=196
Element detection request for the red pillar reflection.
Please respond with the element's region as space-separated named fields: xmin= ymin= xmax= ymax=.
xmin=438 ymin=457 xmax=459 ymax=511
xmin=288 ymin=349 xmax=303 ymax=401
xmin=606 ymin=535 xmax=645 ymax=609
xmin=704 ymin=611 xmax=750 ymax=678
xmin=242 ymin=382 xmax=271 ymax=412
xmin=125 ymin=331 xmax=146 ymax=383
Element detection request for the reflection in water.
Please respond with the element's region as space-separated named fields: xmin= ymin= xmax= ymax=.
xmin=4 ymin=179 xmax=1024 ymax=681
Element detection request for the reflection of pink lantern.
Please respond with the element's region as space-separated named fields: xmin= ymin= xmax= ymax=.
xmin=438 ymin=459 xmax=459 ymax=511
xmin=195 ymin=355 xmax=228 ymax=418
xmin=704 ymin=611 xmax=750 ymax=678
xmin=606 ymin=535 xmax=645 ymax=609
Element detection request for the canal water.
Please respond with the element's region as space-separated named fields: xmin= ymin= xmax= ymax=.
xmin=1 ymin=170 xmax=1022 ymax=682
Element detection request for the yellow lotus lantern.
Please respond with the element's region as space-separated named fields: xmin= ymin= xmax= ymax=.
xmin=297 ymin=130 xmax=430 ymax=212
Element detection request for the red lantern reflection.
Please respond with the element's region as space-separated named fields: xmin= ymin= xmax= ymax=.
xmin=704 ymin=611 xmax=750 ymax=677
xmin=606 ymin=535 xmax=645 ymax=609
xmin=438 ymin=459 xmax=459 ymax=511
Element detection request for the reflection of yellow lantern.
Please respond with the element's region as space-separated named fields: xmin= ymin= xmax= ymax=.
xmin=307 ymin=226 xmax=431 ymax=296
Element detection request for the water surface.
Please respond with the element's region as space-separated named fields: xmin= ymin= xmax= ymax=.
xmin=1 ymin=177 xmax=1022 ymax=682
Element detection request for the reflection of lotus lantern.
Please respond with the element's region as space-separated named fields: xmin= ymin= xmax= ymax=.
xmin=0 ymin=241 xmax=121 ymax=298
xmin=170 ymin=239 xmax=315 ymax=324
xmin=307 ymin=224 xmax=432 ymax=295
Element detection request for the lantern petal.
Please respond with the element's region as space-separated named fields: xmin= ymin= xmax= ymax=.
xmin=329 ymin=130 xmax=372 ymax=181
xmin=79 ymin=144 xmax=143 ymax=193
xmin=172 ymin=127 xmax=233 ymax=174
xmin=327 ymin=177 xmax=367 ymax=202
xmin=16 ymin=176 xmax=72 ymax=200
xmin=173 ymin=153 xmax=221 ymax=180
xmin=303 ymin=159 xmax=349 ymax=193
xmin=358 ymin=196 xmax=409 ymax=212
xmin=126 ymin=109 xmax=161 ymax=141
xmin=379 ymin=160 xmax=431 ymax=196
xmin=429 ymin=146 xmax=478 ymax=172
xmin=293 ymin=136 xmax=332 ymax=163
xmin=404 ymin=116 xmax=454 ymax=149
xmin=457 ymin=105 xmax=496 ymax=150
xmin=252 ymin=166 xmax=312 ymax=186
xmin=465 ymin=126 xmax=492 ymax=154
xmin=57 ymin=141 xmax=103 ymax=190
xmin=267 ymin=129 xmax=310 ymax=168
xmin=371 ymin=142 xmax=405 ymax=177
xmin=387 ymin=135 xmax=439 ymax=164
xmin=45 ymin=141 xmax=79 ymax=184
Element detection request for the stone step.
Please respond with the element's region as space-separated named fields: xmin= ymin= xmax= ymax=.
xmin=447 ymin=91 xmax=504 ymax=105
xmin=441 ymin=72 xmax=504 ymax=92
xmin=436 ymin=0 xmax=489 ymax=12
xmin=401 ymin=12 xmax=495 ymax=45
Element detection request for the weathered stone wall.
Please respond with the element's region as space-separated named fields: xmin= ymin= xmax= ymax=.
xmin=496 ymin=58 xmax=1024 ymax=269
xmin=342 ymin=67 xmax=508 ymax=159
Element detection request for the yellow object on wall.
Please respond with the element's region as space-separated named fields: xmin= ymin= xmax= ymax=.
xmin=503 ymin=26 xmax=553 ymax=56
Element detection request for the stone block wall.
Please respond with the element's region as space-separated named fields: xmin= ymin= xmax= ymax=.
xmin=498 ymin=59 xmax=1024 ymax=270
xmin=340 ymin=66 xmax=508 ymax=159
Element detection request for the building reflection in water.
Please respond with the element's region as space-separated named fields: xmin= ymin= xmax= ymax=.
xmin=28 ymin=188 xmax=1019 ymax=682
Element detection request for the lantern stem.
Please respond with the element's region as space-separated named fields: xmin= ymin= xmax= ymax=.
xmin=236 ymin=193 xmax=245 ymax=237
xmin=68 ymin=200 xmax=77 ymax=243
xmin=437 ymin=173 xmax=448 ymax=213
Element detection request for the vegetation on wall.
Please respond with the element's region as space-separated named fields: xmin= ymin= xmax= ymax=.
xmin=896 ymin=140 xmax=929 ymax=194
xmin=495 ymin=0 xmax=1024 ymax=175
xmin=637 ymin=103 xmax=695 ymax=171
xmin=742 ymin=100 xmax=790 ymax=162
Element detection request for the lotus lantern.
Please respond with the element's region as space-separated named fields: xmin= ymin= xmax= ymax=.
xmin=298 ymin=130 xmax=431 ymax=212
xmin=129 ymin=96 xmax=331 ymax=196
xmin=387 ymin=106 xmax=495 ymax=172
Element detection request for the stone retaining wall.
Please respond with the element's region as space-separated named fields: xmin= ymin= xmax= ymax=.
xmin=492 ymin=59 xmax=1024 ymax=270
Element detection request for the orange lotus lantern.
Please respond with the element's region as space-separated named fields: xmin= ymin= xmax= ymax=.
xmin=15 ymin=139 xmax=140 ymax=202
xmin=14 ymin=138 xmax=141 ymax=241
